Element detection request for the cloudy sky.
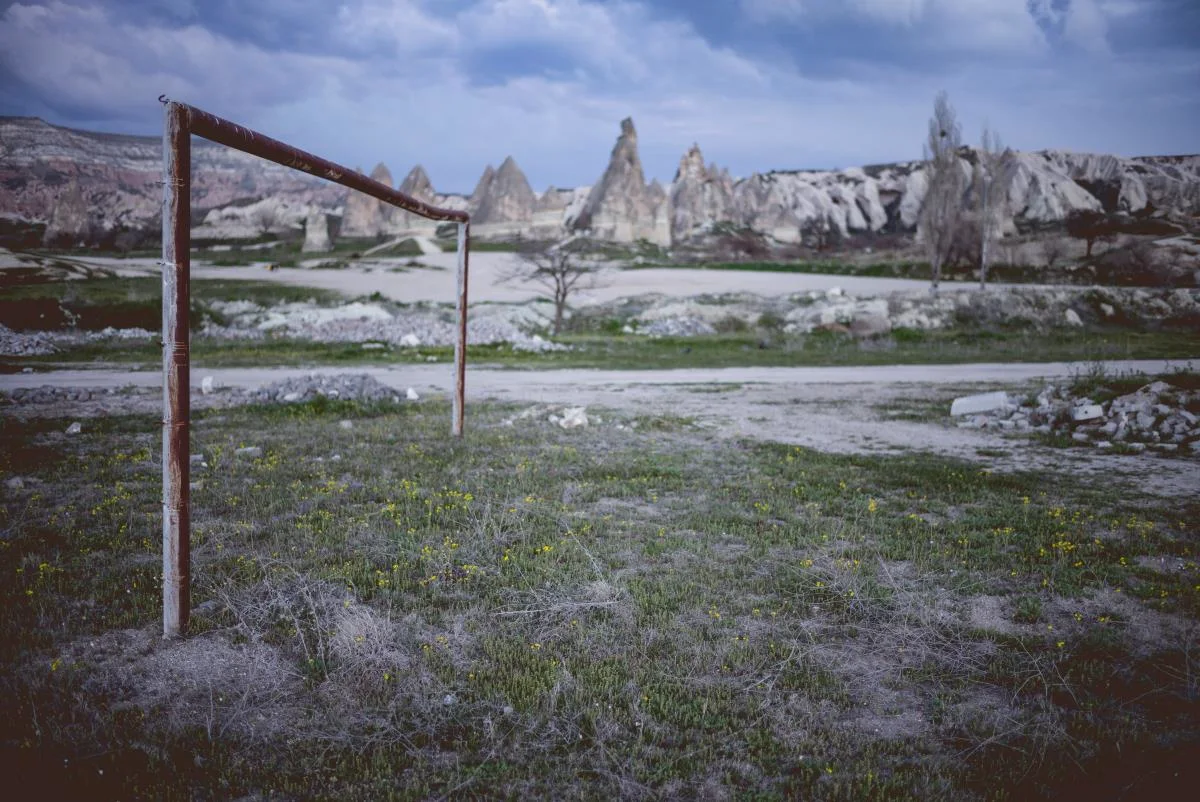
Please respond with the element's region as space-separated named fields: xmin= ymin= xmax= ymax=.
xmin=1 ymin=0 xmax=1197 ymax=194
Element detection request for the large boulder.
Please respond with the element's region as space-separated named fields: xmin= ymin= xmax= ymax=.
xmin=301 ymin=210 xmax=332 ymax=252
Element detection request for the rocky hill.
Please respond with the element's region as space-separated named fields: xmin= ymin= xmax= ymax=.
xmin=0 ymin=116 xmax=345 ymax=245
xmin=1 ymin=114 xmax=1197 ymax=249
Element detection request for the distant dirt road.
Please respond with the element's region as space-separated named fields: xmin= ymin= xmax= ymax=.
xmin=5 ymin=359 xmax=1197 ymax=498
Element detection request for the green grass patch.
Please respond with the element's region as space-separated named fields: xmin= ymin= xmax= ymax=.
xmin=0 ymin=277 xmax=345 ymax=333
xmin=1 ymin=400 xmax=1197 ymax=799
xmin=6 ymin=328 xmax=1198 ymax=373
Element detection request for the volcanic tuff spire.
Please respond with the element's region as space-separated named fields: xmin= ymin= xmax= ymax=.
xmin=470 ymin=164 xmax=496 ymax=210
xmin=392 ymin=165 xmax=438 ymax=233
xmin=474 ymin=156 xmax=537 ymax=226
xmin=669 ymin=143 xmax=735 ymax=241
xmin=572 ymin=117 xmax=669 ymax=245
xmin=301 ymin=210 xmax=332 ymax=252
xmin=398 ymin=165 xmax=434 ymax=200
xmin=341 ymin=162 xmax=394 ymax=237
xmin=3 ymin=115 xmax=1199 ymax=250
xmin=42 ymin=182 xmax=90 ymax=246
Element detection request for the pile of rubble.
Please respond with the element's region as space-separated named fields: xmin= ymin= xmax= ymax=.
xmin=1 ymin=324 xmax=164 ymax=356
xmin=952 ymin=379 xmax=1200 ymax=454
xmin=0 ymin=323 xmax=57 ymax=356
xmin=231 ymin=373 xmax=405 ymax=405
xmin=583 ymin=286 xmax=1200 ymax=339
xmin=204 ymin=299 xmax=566 ymax=352
xmin=640 ymin=317 xmax=718 ymax=336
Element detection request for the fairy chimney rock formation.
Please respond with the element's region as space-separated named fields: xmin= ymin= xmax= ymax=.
xmin=573 ymin=117 xmax=670 ymax=246
xmin=670 ymin=143 xmax=735 ymax=241
xmin=341 ymin=162 xmax=393 ymax=237
xmin=302 ymin=209 xmax=332 ymax=252
xmin=398 ymin=165 xmax=434 ymax=200
xmin=41 ymin=183 xmax=90 ymax=246
xmin=474 ymin=156 xmax=537 ymax=234
xmin=646 ymin=179 xmax=672 ymax=247
xmin=470 ymin=164 xmax=496 ymax=211
xmin=393 ymin=165 xmax=438 ymax=234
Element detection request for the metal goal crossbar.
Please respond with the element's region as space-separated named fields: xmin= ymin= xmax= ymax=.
xmin=160 ymin=98 xmax=471 ymax=638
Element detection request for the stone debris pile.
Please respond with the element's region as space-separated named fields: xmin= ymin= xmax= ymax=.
xmin=952 ymin=379 xmax=1200 ymax=454
xmin=204 ymin=299 xmax=567 ymax=353
xmin=244 ymin=373 xmax=403 ymax=405
xmin=584 ymin=286 xmax=1199 ymax=340
xmin=1 ymin=324 xmax=162 ymax=356
xmin=0 ymin=324 xmax=57 ymax=356
xmin=640 ymin=317 xmax=717 ymax=337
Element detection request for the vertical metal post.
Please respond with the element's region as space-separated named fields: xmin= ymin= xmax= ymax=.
xmin=453 ymin=221 xmax=470 ymax=437
xmin=162 ymin=102 xmax=191 ymax=638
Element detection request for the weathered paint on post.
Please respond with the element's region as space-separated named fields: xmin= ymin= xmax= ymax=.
xmin=157 ymin=98 xmax=471 ymax=634
xmin=183 ymin=103 xmax=468 ymax=224
xmin=161 ymin=102 xmax=191 ymax=638
xmin=453 ymin=221 xmax=470 ymax=436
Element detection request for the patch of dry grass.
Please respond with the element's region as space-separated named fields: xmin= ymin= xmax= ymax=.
xmin=1 ymin=399 xmax=1197 ymax=800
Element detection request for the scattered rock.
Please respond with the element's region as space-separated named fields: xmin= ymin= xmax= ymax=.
xmin=406 ymin=388 xmax=420 ymax=401
xmin=399 ymin=333 xmax=421 ymax=348
xmin=339 ymin=420 xmax=354 ymax=430
xmin=1064 ymin=309 xmax=1083 ymax=327
xmin=558 ymin=407 xmax=589 ymax=429
xmin=961 ymin=379 xmax=1198 ymax=456
xmin=201 ymin=375 xmax=216 ymax=395
xmin=65 ymin=421 xmax=82 ymax=435
xmin=0 ymin=323 xmax=57 ymax=356
xmin=950 ymin=391 xmax=1011 ymax=417
xmin=5 ymin=477 xmax=25 ymax=491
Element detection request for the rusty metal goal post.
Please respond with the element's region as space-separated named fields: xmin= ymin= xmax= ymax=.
xmin=160 ymin=98 xmax=471 ymax=638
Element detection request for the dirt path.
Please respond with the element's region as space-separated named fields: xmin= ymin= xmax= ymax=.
xmin=5 ymin=359 xmax=1197 ymax=498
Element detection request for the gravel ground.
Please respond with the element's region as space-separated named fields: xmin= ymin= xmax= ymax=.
xmin=4 ymin=360 xmax=1197 ymax=499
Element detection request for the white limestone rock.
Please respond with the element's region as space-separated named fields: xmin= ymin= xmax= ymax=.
xmin=302 ymin=210 xmax=332 ymax=253
xmin=950 ymin=392 xmax=1012 ymax=417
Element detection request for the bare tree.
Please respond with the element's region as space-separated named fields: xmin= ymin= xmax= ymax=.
xmin=1065 ymin=210 xmax=1117 ymax=257
xmin=919 ymin=91 xmax=967 ymax=295
xmin=800 ymin=215 xmax=843 ymax=253
xmin=250 ymin=203 xmax=281 ymax=237
xmin=500 ymin=239 xmax=607 ymax=335
xmin=974 ymin=124 xmax=1014 ymax=288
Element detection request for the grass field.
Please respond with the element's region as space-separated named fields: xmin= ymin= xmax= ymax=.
xmin=1 ymin=398 xmax=1197 ymax=800
xmin=6 ymin=328 xmax=1198 ymax=374
xmin=0 ymin=277 xmax=344 ymax=333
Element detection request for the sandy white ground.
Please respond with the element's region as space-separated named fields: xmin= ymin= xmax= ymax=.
xmin=81 ymin=252 xmax=1038 ymax=305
